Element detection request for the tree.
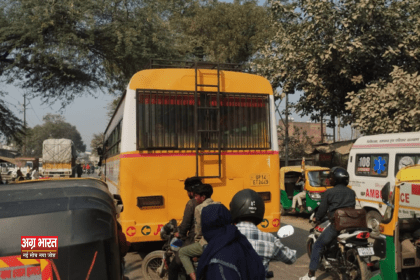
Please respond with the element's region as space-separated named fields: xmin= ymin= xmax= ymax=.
xmin=17 ymin=114 xmax=86 ymax=157
xmin=278 ymin=126 xmax=314 ymax=159
xmin=0 ymin=91 xmax=23 ymax=142
xmin=255 ymin=0 xmax=420 ymax=127
xmin=346 ymin=66 xmax=420 ymax=134
xmin=170 ymin=0 xmax=273 ymax=63
xmin=90 ymin=133 xmax=104 ymax=156
xmin=0 ymin=0 xmax=183 ymax=107
xmin=106 ymin=97 xmax=121 ymax=120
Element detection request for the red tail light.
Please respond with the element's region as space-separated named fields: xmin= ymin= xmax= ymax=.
xmin=315 ymin=226 xmax=324 ymax=232
xmin=367 ymin=263 xmax=374 ymax=267
xmin=356 ymin=232 xmax=370 ymax=239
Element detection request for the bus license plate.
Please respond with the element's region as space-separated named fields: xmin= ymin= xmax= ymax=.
xmin=357 ymin=247 xmax=374 ymax=256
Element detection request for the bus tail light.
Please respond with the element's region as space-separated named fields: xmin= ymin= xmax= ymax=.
xmin=257 ymin=192 xmax=271 ymax=202
xmin=137 ymin=196 xmax=164 ymax=208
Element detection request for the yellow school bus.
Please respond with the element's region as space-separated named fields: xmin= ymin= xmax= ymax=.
xmin=102 ymin=60 xmax=280 ymax=243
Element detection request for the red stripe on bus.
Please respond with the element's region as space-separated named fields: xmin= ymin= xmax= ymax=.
xmin=0 ymin=256 xmax=25 ymax=267
xmin=120 ymin=151 xmax=279 ymax=158
xmin=352 ymin=143 xmax=420 ymax=148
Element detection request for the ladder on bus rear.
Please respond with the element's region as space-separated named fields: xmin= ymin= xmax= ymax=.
xmin=194 ymin=62 xmax=222 ymax=178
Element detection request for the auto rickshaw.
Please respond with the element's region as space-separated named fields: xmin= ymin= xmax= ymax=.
xmin=0 ymin=178 xmax=124 ymax=280
xmin=371 ymin=165 xmax=420 ymax=280
xmin=280 ymin=161 xmax=332 ymax=215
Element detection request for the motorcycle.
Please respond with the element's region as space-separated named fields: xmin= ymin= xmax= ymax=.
xmin=141 ymin=219 xmax=197 ymax=280
xmin=306 ymin=211 xmax=374 ymax=280
xmin=141 ymin=221 xmax=294 ymax=280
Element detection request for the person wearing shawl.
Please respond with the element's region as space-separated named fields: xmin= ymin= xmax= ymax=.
xmin=196 ymin=204 xmax=265 ymax=280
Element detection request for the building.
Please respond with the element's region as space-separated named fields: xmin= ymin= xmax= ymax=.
xmin=277 ymin=119 xmax=327 ymax=147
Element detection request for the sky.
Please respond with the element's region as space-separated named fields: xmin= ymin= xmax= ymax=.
xmin=1 ymin=0 xmax=349 ymax=150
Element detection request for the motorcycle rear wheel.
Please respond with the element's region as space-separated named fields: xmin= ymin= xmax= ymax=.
xmin=142 ymin=250 xmax=168 ymax=280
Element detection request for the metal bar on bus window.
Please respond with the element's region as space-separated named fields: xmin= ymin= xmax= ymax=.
xmin=149 ymin=91 xmax=152 ymax=148
xmin=195 ymin=63 xmax=199 ymax=176
xmin=267 ymin=96 xmax=271 ymax=148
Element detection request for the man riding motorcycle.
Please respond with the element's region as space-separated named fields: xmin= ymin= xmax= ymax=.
xmin=300 ymin=167 xmax=356 ymax=280
xmin=230 ymin=189 xmax=297 ymax=279
xmin=168 ymin=177 xmax=202 ymax=280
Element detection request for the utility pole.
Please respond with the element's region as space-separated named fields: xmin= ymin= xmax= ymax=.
xmin=22 ymin=93 xmax=28 ymax=156
xmin=320 ymin=113 xmax=324 ymax=143
xmin=337 ymin=116 xmax=341 ymax=142
xmin=285 ymin=93 xmax=289 ymax=166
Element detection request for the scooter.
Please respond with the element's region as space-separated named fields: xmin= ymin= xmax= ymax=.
xmin=306 ymin=211 xmax=374 ymax=280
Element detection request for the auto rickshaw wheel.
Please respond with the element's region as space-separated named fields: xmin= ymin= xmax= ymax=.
xmin=141 ymin=250 xmax=168 ymax=280
xmin=366 ymin=210 xmax=382 ymax=236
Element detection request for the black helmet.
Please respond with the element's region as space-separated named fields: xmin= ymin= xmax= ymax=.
xmin=229 ymin=189 xmax=265 ymax=225
xmin=329 ymin=166 xmax=349 ymax=186
xmin=184 ymin=177 xmax=202 ymax=192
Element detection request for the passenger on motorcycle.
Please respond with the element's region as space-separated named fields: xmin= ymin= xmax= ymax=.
xmin=179 ymin=184 xmax=220 ymax=280
xmin=300 ymin=167 xmax=356 ymax=280
xmin=168 ymin=177 xmax=202 ymax=280
xmin=230 ymin=189 xmax=297 ymax=278
xmin=197 ymin=203 xmax=266 ymax=280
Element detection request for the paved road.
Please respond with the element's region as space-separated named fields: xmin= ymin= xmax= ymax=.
xmin=123 ymin=214 xmax=337 ymax=280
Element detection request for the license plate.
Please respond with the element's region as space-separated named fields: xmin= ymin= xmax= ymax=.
xmin=357 ymin=247 xmax=375 ymax=256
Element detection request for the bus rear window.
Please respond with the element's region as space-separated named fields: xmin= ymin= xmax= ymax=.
xmin=137 ymin=90 xmax=271 ymax=150
xmin=355 ymin=154 xmax=389 ymax=177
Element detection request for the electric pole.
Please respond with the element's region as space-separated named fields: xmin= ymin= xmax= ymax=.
xmin=285 ymin=93 xmax=289 ymax=166
xmin=22 ymin=93 xmax=28 ymax=156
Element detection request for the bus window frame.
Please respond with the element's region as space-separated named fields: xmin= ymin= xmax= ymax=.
xmin=136 ymin=89 xmax=272 ymax=151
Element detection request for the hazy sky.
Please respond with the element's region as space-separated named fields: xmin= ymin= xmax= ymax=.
xmin=2 ymin=0 xmax=347 ymax=150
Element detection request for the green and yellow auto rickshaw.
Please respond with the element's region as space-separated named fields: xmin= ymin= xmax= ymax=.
xmin=371 ymin=165 xmax=420 ymax=280
xmin=280 ymin=162 xmax=332 ymax=215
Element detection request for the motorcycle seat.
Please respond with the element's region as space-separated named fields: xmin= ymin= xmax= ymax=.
xmin=341 ymin=227 xmax=372 ymax=234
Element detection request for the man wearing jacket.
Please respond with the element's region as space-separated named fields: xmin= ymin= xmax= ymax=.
xmin=168 ymin=177 xmax=202 ymax=280
xmin=179 ymin=184 xmax=220 ymax=280
xmin=300 ymin=167 xmax=356 ymax=280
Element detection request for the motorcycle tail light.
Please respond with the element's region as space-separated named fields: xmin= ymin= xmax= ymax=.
xmin=367 ymin=263 xmax=374 ymax=267
xmin=356 ymin=232 xmax=370 ymax=239
xmin=315 ymin=226 xmax=324 ymax=232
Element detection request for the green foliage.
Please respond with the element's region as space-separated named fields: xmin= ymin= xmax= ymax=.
xmin=346 ymin=66 xmax=420 ymax=134
xmin=256 ymin=0 xmax=420 ymax=127
xmin=170 ymin=0 xmax=272 ymax=63
xmin=0 ymin=91 xmax=23 ymax=142
xmin=0 ymin=0 xmax=182 ymax=106
xmin=17 ymin=114 xmax=86 ymax=157
xmin=90 ymin=132 xmax=104 ymax=156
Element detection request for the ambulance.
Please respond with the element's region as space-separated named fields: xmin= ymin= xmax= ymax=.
xmin=347 ymin=131 xmax=420 ymax=234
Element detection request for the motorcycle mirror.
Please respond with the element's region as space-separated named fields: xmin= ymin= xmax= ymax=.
xmin=381 ymin=182 xmax=391 ymax=204
xmin=277 ymin=225 xmax=294 ymax=238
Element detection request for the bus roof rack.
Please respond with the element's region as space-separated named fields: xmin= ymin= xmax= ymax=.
xmin=146 ymin=59 xmax=244 ymax=72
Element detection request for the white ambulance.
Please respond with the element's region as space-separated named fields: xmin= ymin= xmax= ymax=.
xmin=347 ymin=131 xmax=420 ymax=233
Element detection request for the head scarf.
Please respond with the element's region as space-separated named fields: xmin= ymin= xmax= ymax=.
xmin=197 ymin=204 xmax=265 ymax=280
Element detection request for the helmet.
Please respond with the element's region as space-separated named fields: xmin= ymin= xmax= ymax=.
xmin=329 ymin=166 xmax=349 ymax=186
xmin=229 ymin=189 xmax=265 ymax=225
xmin=184 ymin=177 xmax=202 ymax=192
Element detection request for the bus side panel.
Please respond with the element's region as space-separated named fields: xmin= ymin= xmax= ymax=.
xmin=119 ymin=152 xmax=280 ymax=243
xmin=104 ymin=155 xmax=120 ymax=195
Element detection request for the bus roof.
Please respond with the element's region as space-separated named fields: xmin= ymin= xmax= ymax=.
xmin=352 ymin=131 xmax=420 ymax=149
xmin=396 ymin=165 xmax=420 ymax=183
xmin=128 ymin=69 xmax=273 ymax=95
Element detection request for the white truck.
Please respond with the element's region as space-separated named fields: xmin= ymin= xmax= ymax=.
xmin=42 ymin=139 xmax=76 ymax=178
